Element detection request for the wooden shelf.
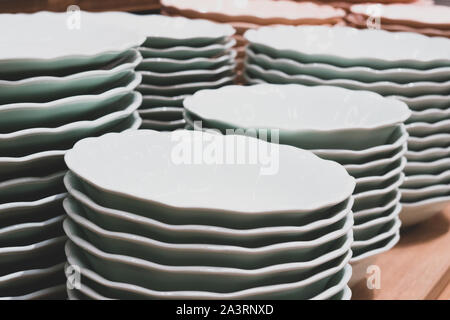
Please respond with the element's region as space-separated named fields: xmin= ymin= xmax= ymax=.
xmin=352 ymin=205 xmax=450 ymax=300
xmin=0 ymin=0 xmax=161 ymax=13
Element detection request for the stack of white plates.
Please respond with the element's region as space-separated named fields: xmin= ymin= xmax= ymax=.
xmin=243 ymin=25 xmax=450 ymax=227
xmin=63 ymin=130 xmax=355 ymax=299
xmin=0 ymin=12 xmax=144 ymax=299
xmin=102 ymin=13 xmax=236 ymax=131
xmin=183 ymin=84 xmax=411 ymax=285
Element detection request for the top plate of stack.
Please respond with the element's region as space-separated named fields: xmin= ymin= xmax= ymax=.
xmin=0 ymin=11 xmax=145 ymax=299
xmin=348 ymin=4 xmax=450 ymax=38
xmin=93 ymin=12 xmax=236 ymax=131
xmin=243 ymin=25 xmax=450 ymax=228
xmin=160 ymin=0 xmax=346 ymax=83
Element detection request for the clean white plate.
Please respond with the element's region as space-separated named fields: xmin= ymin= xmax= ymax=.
xmin=65 ymin=241 xmax=351 ymax=300
xmin=88 ymin=12 xmax=235 ymax=47
xmin=0 ymin=50 xmax=141 ymax=106
xmin=402 ymin=170 xmax=450 ymax=188
xmin=406 ymin=146 xmax=450 ymax=162
xmin=66 ymin=130 xmax=355 ymax=217
xmin=0 ymin=92 xmax=141 ymax=157
xmin=64 ymin=211 xmax=353 ymax=270
xmin=0 ymin=262 xmax=64 ymax=294
xmin=0 ymin=11 xmax=145 ymax=74
xmin=246 ymin=47 xmax=450 ymax=83
xmin=351 ymin=218 xmax=401 ymax=251
xmin=401 ymin=184 xmax=450 ymax=203
xmin=140 ymin=119 xmax=186 ymax=131
xmin=344 ymin=146 xmax=406 ymax=177
xmin=400 ymin=195 xmax=450 ymax=227
xmin=139 ymin=64 xmax=236 ymax=86
xmin=409 ymin=107 xmax=450 ymax=123
xmin=0 ymin=73 xmax=142 ymax=133
xmin=141 ymin=94 xmax=187 ymax=108
xmin=138 ymin=38 xmax=236 ymax=59
xmin=137 ymin=75 xmax=235 ymax=96
xmin=355 ymin=157 xmax=406 ymax=191
xmin=65 ymin=238 xmax=351 ymax=298
xmin=406 ymin=119 xmax=450 ymax=137
xmin=244 ymin=25 xmax=450 ymax=69
xmin=405 ymin=158 xmax=450 ymax=176
xmin=0 ymin=284 xmax=66 ymax=300
xmin=408 ymin=133 xmax=450 ymax=151
xmin=354 ymin=191 xmax=400 ymax=223
xmin=311 ymin=125 xmax=408 ymax=164
xmin=184 ymin=84 xmax=409 ymax=150
xmin=138 ymin=50 xmax=236 ymax=73
xmin=245 ymin=62 xmax=450 ymax=97
xmin=389 ymin=94 xmax=450 ymax=111
xmin=64 ymin=174 xmax=354 ymax=246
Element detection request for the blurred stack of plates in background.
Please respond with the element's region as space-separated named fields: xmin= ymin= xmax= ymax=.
xmin=284 ymin=0 xmax=434 ymax=13
xmin=0 ymin=12 xmax=144 ymax=300
xmin=102 ymin=13 xmax=236 ymax=131
xmin=63 ymin=130 xmax=355 ymax=300
xmin=183 ymin=84 xmax=411 ymax=286
xmin=347 ymin=3 xmax=450 ymax=38
xmin=243 ymin=25 xmax=450 ymax=228
xmin=160 ymin=0 xmax=345 ymax=83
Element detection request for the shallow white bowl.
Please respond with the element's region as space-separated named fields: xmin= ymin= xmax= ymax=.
xmin=400 ymin=196 xmax=450 ymax=227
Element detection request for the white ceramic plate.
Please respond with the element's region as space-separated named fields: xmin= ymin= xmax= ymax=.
xmin=0 ymin=170 xmax=65 ymax=202
xmin=406 ymin=146 xmax=450 ymax=162
xmin=0 ymin=193 xmax=66 ymax=226
xmin=140 ymin=119 xmax=186 ymax=131
xmin=354 ymin=191 xmax=400 ymax=223
xmin=389 ymin=94 xmax=450 ymax=111
xmin=0 ymin=263 xmax=64 ymax=294
xmin=349 ymin=232 xmax=399 ymax=287
xmin=244 ymin=25 xmax=450 ymax=68
xmin=405 ymin=158 xmax=450 ymax=176
xmin=138 ymin=51 xmax=236 ymax=73
xmin=0 ymin=92 xmax=141 ymax=157
xmin=355 ymin=157 xmax=406 ymax=191
xmin=245 ymin=62 xmax=450 ymax=97
xmin=0 ymin=73 xmax=142 ymax=133
xmin=0 ymin=215 xmax=64 ymax=245
xmin=64 ymin=174 xmax=354 ymax=246
xmin=89 ymin=12 xmax=235 ymax=47
xmin=408 ymin=133 xmax=450 ymax=151
xmin=401 ymin=184 xmax=450 ymax=203
xmin=141 ymin=94 xmax=187 ymax=108
xmin=246 ymin=47 xmax=450 ymax=83
xmin=65 ymin=241 xmax=351 ymax=300
xmin=139 ymin=64 xmax=236 ymax=86
xmin=0 ymin=284 xmax=66 ymax=300
xmin=402 ymin=170 xmax=450 ymax=188
xmin=311 ymin=125 xmax=408 ymax=164
xmin=184 ymin=84 xmax=409 ymax=150
xmin=0 ymin=50 xmax=141 ymax=106
xmin=65 ymin=130 xmax=355 ymax=216
xmin=65 ymin=238 xmax=351 ymax=298
xmin=409 ymin=107 xmax=450 ymax=123
xmin=0 ymin=11 xmax=145 ymax=74
xmin=400 ymin=196 xmax=450 ymax=227
xmin=64 ymin=211 xmax=353 ymax=270
xmin=406 ymin=119 xmax=450 ymax=137
xmin=138 ymin=38 xmax=236 ymax=59
xmin=137 ymin=75 xmax=235 ymax=96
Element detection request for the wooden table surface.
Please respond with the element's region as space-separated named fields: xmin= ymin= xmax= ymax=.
xmin=0 ymin=0 xmax=161 ymax=13
xmin=352 ymin=205 xmax=450 ymax=300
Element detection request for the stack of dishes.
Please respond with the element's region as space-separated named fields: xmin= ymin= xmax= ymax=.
xmin=130 ymin=14 xmax=235 ymax=131
xmin=63 ymin=130 xmax=355 ymax=299
xmin=183 ymin=84 xmax=411 ymax=286
xmin=347 ymin=4 xmax=450 ymax=38
xmin=285 ymin=0 xmax=434 ymax=13
xmin=0 ymin=12 xmax=144 ymax=299
xmin=243 ymin=25 xmax=450 ymax=227
xmin=160 ymin=0 xmax=345 ymax=83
